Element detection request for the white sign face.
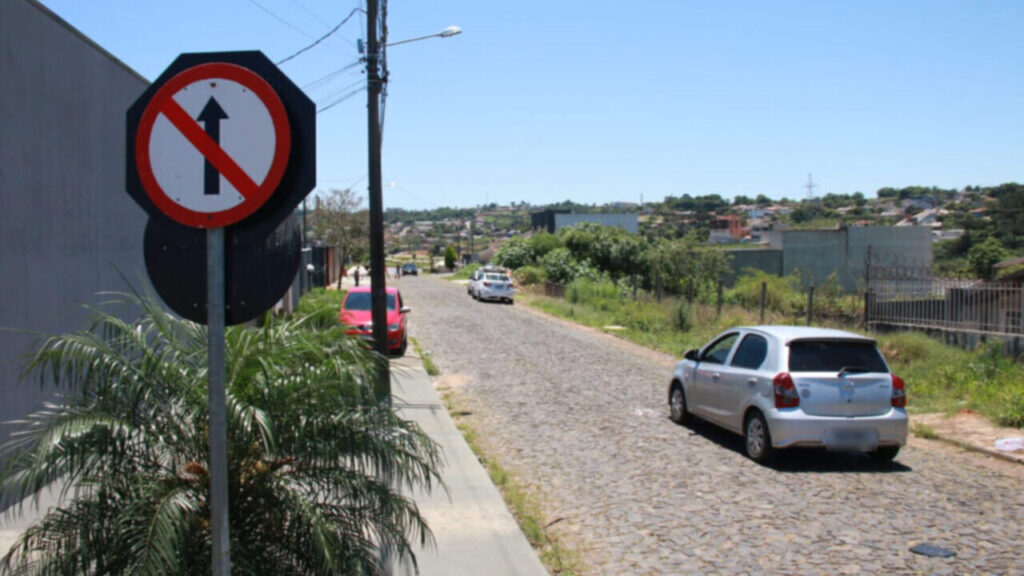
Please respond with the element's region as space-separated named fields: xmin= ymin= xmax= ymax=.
xmin=133 ymin=61 xmax=291 ymax=229
xmin=149 ymin=79 xmax=276 ymax=212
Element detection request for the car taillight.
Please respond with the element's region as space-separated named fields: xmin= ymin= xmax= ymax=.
xmin=891 ymin=374 xmax=906 ymax=408
xmin=483 ymin=281 xmax=492 ymax=287
xmin=773 ymin=372 xmax=800 ymax=409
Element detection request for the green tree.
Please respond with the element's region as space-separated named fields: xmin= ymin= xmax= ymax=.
xmin=968 ymin=236 xmax=1010 ymax=280
xmin=527 ymin=232 xmax=562 ymax=260
xmin=444 ymin=245 xmax=457 ymax=270
xmin=308 ymin=188 xmax=369 ymax=288
xmin=493 ymin=237 xmax=534 ymax=269
xmin=540 ymin=247 xmax=590 ymax=285
xmin=0 ymin=292 xmax=441 ymax=575
xmin=989 ymin=183 xmax=1024 ymax=246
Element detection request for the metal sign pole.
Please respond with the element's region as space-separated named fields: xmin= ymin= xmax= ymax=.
xmin=207 ymin=226 xmax=231 ymax=575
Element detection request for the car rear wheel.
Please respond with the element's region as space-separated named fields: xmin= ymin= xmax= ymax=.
xmin=744 ymin=411 xmax=773 ymax=463
xmin=871 ymin=446 xmax=899 ymax=464
xmin=669 ymin=382 xmax=688 ymax=425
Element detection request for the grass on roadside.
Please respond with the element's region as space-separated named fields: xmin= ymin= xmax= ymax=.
xmin=517 ymin=283 xmax=1024 ymax=428
xmin=439 ymin=389 xmax=583 ymax=576
xmin=911 ymin=422 xmax=938 ymax=440
xmin=409 ymin=337 xmax=439 ymax=376
xmin=412 ymin=344 xmax=583 ymax=575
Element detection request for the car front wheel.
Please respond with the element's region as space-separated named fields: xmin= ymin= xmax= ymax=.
xmin=744 ymin=411 xmax=773 ymax=463
xmin=669 ymin=382 xmax=688 ymax=425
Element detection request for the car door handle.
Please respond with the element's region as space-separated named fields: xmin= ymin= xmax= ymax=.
xmin=747 ymin=378 xmax=757 ymax=387
xmin=711 ymin=372 xmax=720 ymax=380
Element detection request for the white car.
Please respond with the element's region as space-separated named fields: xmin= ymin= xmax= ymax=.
xmin=473 ymin=272 xmax=514 ymax=303
xmin=667 ymin=326 xmax=907 ymax=463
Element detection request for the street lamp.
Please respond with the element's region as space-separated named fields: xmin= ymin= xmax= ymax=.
xmin=386 ymin=25 xmax=462 ymax=48
xmin=365 ymin=4 xmax=461 ymax=403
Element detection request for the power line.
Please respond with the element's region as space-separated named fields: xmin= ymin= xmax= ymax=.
xmin=317 ymin=86 xmax=366 ymax=114
xmin=302 ymin=60 xmax=363 ymax=91
xmin=277 ymin=7 xmax=362 ymax=65
xmin=316 ymin=77 xmax=366 ymax=103
xmin=246 ymin=0 xmax=313 ymax=39
xmin=287 ymin=0 xmax=332 ymax=28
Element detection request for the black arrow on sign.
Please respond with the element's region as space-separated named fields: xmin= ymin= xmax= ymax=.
xmin=197 ymin=97 xmax=228 ymax=195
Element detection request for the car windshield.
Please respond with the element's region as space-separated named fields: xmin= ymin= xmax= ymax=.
xmin=788 ymin=340 xmax=887 ymax=373
xmin=343 ymin=292 xmax=396 ymax=311
xmin=485 ymin=274 xmax=509 ymax=282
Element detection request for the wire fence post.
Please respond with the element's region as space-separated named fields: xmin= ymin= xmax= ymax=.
xmin=759 ymin=281 xmax=767 ymax=324
xmin=806 ymin=285 xmax=815 ymax=326
xmin=863 ymin=289 xmax=871 ymax=329
xmin=716 ymin=281 xmax=723 ymax=318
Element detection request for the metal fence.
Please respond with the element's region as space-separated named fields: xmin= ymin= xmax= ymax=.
xmin=868 ymin=278 xmax=1024 ymax=338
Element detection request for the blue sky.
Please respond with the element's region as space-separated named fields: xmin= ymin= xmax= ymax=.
xmin=40 ymin=0 xmax=1024 ymax=211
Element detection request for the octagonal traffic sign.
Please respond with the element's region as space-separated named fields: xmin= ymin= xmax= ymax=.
xmin=126 ymin=51 xmax=315 ymax=324
xmin=127 ymin=51 xmax=315 ymax=238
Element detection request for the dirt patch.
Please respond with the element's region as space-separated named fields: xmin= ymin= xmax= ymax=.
xmin=912 ymin=411 xmax=1024 ymax=471
xmin=435 ymin=373 xmax=472 ymax=393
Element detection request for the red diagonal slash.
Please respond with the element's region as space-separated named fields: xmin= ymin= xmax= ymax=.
xmin=160 ymin=97 xmax=260 ymax=199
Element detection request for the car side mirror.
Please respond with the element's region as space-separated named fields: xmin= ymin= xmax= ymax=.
xmin=400 ymin=306 xmax=411 ymax=314
xmin=684 ymin=349 xmax=698 ymax=361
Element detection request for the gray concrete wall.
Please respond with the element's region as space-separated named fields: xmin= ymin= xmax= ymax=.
xmin=554 ymin=213 xmax=639 ymax=234
xmin=780 ymin=226 xmax=931 ymax=292
xmin=722 ymin=249 xmax=783 ymax=286
xmin=0 ymin=1 xmax=150 ymax=450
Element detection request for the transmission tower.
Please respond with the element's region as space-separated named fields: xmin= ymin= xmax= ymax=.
xmin=804 ymin=174 xmax=817 ymax=200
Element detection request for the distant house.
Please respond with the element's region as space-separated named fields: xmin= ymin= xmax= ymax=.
xmin=708 ymin=215 xmax=744 ymax=244
xmin=896 ymin=208 xmax=947 ymax=228
xmin=994 ymin=256 xmax=1024 ymax=283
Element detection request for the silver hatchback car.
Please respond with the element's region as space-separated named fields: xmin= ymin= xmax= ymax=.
xmin=667 ymin=326 xmax=907 ymax=463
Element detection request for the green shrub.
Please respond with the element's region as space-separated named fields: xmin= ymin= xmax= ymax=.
xmin=451 ymin=262 xmax=479 ymax=280
xmin=297 ymin=288 xmax=346 ymax=320
xmin=726 ymin=269 xmax=804 ymax=314
xmin=514 ymin=265 xmax=547 ymax=286
xmin=616 ymin=302 xmax=668 ymax=332
xmin=494 ymin=237 xmax=534 ymax=269
xmin=566 ymin=278 xmax=619 ymax=304
xmin=672 ymin=300 xmax=692 ymax=331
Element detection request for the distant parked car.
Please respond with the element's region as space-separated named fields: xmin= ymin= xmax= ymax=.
xmin=667 ymin=326 xmax=907 ymax=463
xmin=474 ymin=272 xmax=514 ymax=304
xmin=338 ymin=285 xmax=410 ymax=355
xmin=401 ymin=263 xmax=418 ymax=276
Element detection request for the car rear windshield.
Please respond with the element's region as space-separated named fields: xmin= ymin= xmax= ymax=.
xmin=484 ymin=274 xmax=509 ymax=282
xmin=787 ymin=340 xmax=887 ymax=373
xmin=343 ymin=292 xmax=396 ymax=311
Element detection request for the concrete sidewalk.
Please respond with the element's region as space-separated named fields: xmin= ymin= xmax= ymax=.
xmin=390 ymin=355 xmax=548 ymax=576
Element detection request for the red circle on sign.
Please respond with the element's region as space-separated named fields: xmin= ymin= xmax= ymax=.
xmin=135 ymin=62 xmax=291 ymax=228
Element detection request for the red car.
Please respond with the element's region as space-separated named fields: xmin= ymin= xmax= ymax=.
xmin=338 ymin=285 xmax=410 ymax=355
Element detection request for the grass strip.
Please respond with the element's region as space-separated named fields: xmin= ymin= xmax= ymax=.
xmin=409 ymin=343 xmax=583 ymax=574
xmin=441 ymin=389 xmax=583 ymax=576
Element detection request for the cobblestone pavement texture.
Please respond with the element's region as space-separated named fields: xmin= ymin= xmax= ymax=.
xmin=400 ymin=276 xmax=1024 ymax=575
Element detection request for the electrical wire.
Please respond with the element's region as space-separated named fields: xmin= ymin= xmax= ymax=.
xmin=317 ymin=86 xmax=366 ymax=114
xmin=246 ymin=0 xmax=313 ymax=38
xmin=302 ymin=60 xmax=363 ymax=91
xmin=316 ymin=77 xmax=366 ymax=103
xmin=384 ymin=179 xmax=442 ymax=209
xmin=277 ymin=7 xmax=362 ymax=65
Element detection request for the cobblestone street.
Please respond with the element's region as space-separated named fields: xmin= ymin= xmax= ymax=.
xmin=401 ymin=276 xmax=1024 ymax=575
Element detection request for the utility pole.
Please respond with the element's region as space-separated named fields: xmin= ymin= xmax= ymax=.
xmin=366 ymin=0 xmax=390 ymax=402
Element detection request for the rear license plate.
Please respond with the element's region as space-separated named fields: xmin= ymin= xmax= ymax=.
xmin=823 ymin=428 xmax=879 ymax=450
